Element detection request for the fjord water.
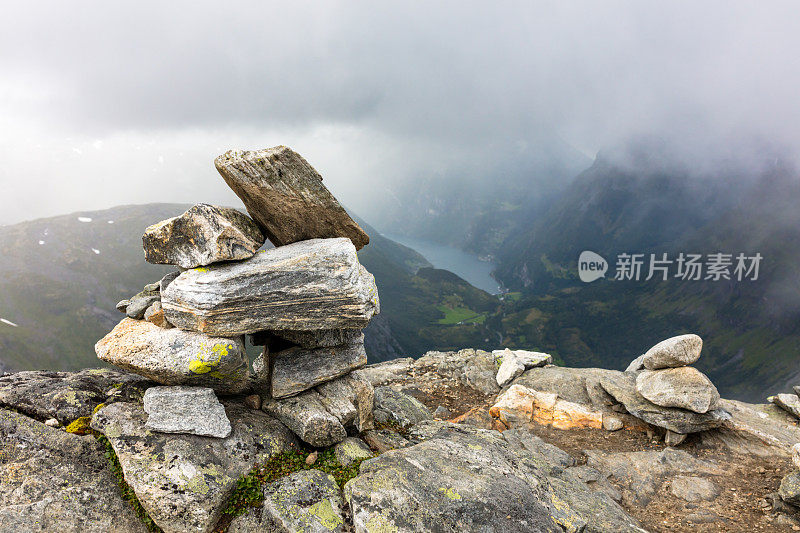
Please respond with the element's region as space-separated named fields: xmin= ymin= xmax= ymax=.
xmin=384 ymin=233 xmax=502 ymax=294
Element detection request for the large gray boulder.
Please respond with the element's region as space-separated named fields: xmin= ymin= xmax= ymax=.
xmin=91 ymin=401 xmax=297 ymax=533
xmin=344 ymin=422 xmax=643 ymax=533
xmin=599 ymin=371 xmax=729 ymax=434
xmin=641 ymin=334 xmax=702 ymax=370
xmin=0 ymin=368 xmax=152 ymax=425
xmin=95 ymin=318 xmax=250 ymax=394
xmin=162 ymin=238 xmax=379 ymax=336
xmin=143 ymin=203 xmax=265 ymax=269
xmin=0 ymin=408 xmax=147 ymax=533
xmin=143 ymin=386 xmax=231 ymax=438
xmin=214 ymin=146 xmax=370 ymax=250
xmin=270 ymin=336 xmax=367 ymax=398
xmin=780 ymin=471 xmax=800 ymax=506
xmin=635 ymin=367 xmax=720 ymax=414
xmin=228 ymin=470 xmax=345 ymax=533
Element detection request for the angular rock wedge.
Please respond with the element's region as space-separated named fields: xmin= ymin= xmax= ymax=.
xmin=91 ymin=402 xmax=297 ymax=533
xmin=270 ymin=335 xmax=367 ymax=398
xmin=262 ymin=389 xmax=347 ymax=448
xmin=95 ymin=318 xmax=250 ymax=394
xmin=162 ymin=238 xmax=379 ymax=336
xmin=642 ymin=334 xmax=702 ymax=370
xmin=214 ymin=146 xmax=369 ymax=249
xmin=143 ymin=203 xmax=265 ymax=268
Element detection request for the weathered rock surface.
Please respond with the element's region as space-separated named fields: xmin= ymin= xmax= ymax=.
xmin=162 ymin=238 xmax=379 ymax=336
xmin=262 ymin=372 xmax=374 ymax=447
xmin=91 ymin=401 xmax=297 ymax=533
xmin=701 ymin=398 xmax=800 ymax=457
xmin=95 ymin=318 xmax=250 ymax=394
xmin=373 ymin=386 xmax=433 ymax=428
xmin=494 ymin=348 xmax=552 ymax=387
xmin=599 ymin=371 xmax=729 ymax=434
xmin=636 ymin=367 xmax=720 ymax=414
xmin=780 ymin=470 xmax=800 ymax=506
xmin=669 ymin=475 xmax=720 ymax=502
xmin=414 ymin=348 xmax=500 ymax=395
xmin=361 ymin=429 xmax=410 ymax=453
xmin=772 ymin=393 xmax=800 ymax=419
xmin=625 ymin=354 xmax=646 ymax=372
xmin=344 ymin=422 xmax=643 ymax=533
xmin=214 ymin=146 xmax=369 ymax=250
xmin=510 ymin=365 xmax=621 ymax=408
xmin=228 ymin=469 xmax=345 ymax=533
xmin=490 ymin=384 xmax=604 ymax=430
xmin=143 ymin=386 xmax=231 ymax=438
xmin=641 ymin=333 xmax=703 ymax=370
xmin=0 ymin=368 xmax=152 ymax=424
xmin=0 ymin=408 xmax=147 ymax=533
xmin=262 ymin=390 xmax=346 ymax=447
xmin=143 ymin=203 xmax=265 ymax=269
xmin=585 ymin=447 xmax=723 ymax=506
xmin=334 ymin=437 xmax=373 ymax=467
xmin=270 ymin=336 xmax=367 ymax=398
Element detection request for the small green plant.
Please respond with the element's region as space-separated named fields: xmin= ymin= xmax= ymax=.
xmin=218 ymin=444 xmax=368 ymax=524
xmin=96 ymin=435 xmax=163 ymax=533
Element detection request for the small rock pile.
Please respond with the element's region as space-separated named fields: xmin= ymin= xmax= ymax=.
xmin=609 ymin=333 xmax=725 ymax=444
xmin=96 ymin=146 xmax=380 ymax=447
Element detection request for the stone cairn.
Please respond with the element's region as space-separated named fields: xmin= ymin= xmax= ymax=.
xmin=96 ymin=146 xmax=379 ymax=447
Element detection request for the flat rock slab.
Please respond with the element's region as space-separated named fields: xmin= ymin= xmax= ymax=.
xmin=229 ymin=469 xmax=345 ymax=533
xmin=669 ymin=475 xmax=720 ymax=502
xmin=636 ymin=367 xmax=720 ymax=414
xmin=143 ymin=203 xmax=265 ymax=269
xmin=143 ymin=386 xmax=231 ymax=438
xmin=0 ymin=368 xmax=152 ymax=424
xmin=642 ymin=333 xmax=702 ymax=370
xmin=510 ymin=366 xmax=622 ymax=409
xmin=95 ymin=318 xmax=250 ymax=394
xmin=262 ymin=372 xmax=373 ymax=447
xmin=91 ymin=401 xmax=297 ymax=533
xmin=700 ymin=399 xmax=800 ymax=457
xmin=271 ymin=336 xmax=367 ymax=398
xmin=599 ymin=371 xmax=729 ymax=434
xmin=344 ymin=422 xmax=643 ymax=533
xmin=215 ymin=146 xmax=369 ymax=249
xmin=162 ymin=238 xmax=380 ymax=336
xmin=373 ymin=386 xmax=433 ymax=428
xmin=585 ymin=447 xmax=723 ymax=507
xmin=275 ymin=328 xmax=364 ymax=349
xmin=0 ymin=409 xmax=148 ymax=533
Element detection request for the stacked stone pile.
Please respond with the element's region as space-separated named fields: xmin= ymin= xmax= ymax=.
xmin=604 ymin=333 xmax=727 ymax=444
xmin=96 ymin=145 xmax=379 ymax=447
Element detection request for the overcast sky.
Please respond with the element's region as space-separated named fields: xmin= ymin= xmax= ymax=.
xmin=1 ymin=1 xmax=799 ymax=225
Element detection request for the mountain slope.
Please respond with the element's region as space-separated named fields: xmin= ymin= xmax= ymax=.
xmin=492 ymin=150 xmax=800 ymax=401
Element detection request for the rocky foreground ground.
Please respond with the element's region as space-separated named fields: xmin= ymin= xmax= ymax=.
xmin=2 ymin=348 xmax=800 ymax=533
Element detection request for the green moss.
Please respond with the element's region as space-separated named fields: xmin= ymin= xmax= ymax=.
xmin=217 ymin=445 xmax=367 ymax=529
xmin=96 ymin=435 xmax=163 ymax=533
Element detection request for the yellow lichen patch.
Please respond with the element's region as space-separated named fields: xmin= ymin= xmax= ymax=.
xmin=92 ymin=403 xmax=106 ymax=414
xmin=193 ymin=267 xmax=209 ymax=273
xmin=186 ymin=472 xmax=210 ymax=495
xmin=307 ymin=499 xmax=344 ymax=530
xmin=65 ymin=416 xmax=93 ymax=435
xmin=365 ymin=512 xmax=399 ymax=533
xmin=438 ymin=487 xmax=462 ymax=500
